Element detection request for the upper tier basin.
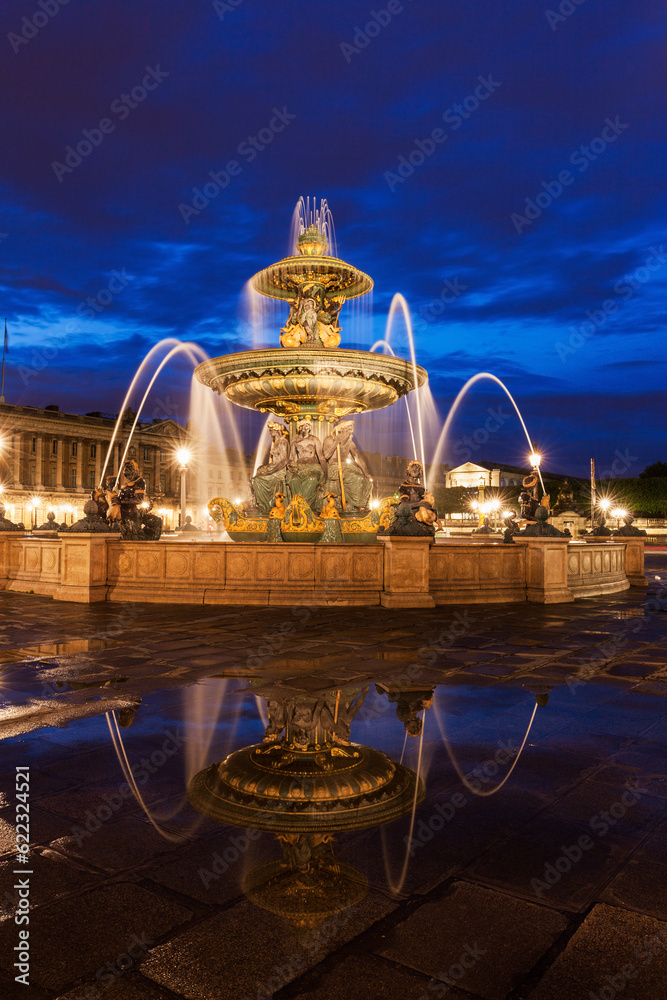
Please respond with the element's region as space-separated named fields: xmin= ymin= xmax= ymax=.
xmin=194 ymin=347 xmax=428 ymax=419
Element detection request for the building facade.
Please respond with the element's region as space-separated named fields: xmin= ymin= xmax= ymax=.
xmin=0 ymin=402 xmax=449 ymax=528
xmin=0 ymin=403 xmax=250 ymax=529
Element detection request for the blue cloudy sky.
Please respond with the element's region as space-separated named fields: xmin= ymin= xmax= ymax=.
xmin=1 ymin=0 xmax=665 ymax=475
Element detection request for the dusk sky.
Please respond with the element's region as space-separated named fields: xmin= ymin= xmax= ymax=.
xmin=1 ymin=0 xmax=665 ymax=477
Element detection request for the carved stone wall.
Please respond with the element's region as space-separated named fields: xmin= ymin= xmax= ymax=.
xmin=429 ymin=540 xmax=526 ymax=604
xmin=0 ymin=536 xmax=644 ymax=606
xmin=566 ymin=542 xmax=629 ymax=598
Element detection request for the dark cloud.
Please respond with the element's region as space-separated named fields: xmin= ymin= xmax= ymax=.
xmin=1 ymin=0 xmax=665 ymax=473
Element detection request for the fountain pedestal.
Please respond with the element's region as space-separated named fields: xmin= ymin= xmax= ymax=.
xmin=618 ymin=537 xmax=647 ymax=588
xmin=380 ymin=536 xmax=435 ymax=608
xmin=514 ymin=537 xmax=573 ymax=604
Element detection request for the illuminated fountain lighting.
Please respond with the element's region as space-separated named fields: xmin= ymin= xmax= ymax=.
xmin=195 ymin=205 xmax=427 ymax=541
xmin=427 ymin=373 xmax=546 ymax=494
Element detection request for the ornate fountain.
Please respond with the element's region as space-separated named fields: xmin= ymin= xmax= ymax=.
xmin=195 ymin=224 xmax=428 ymax=542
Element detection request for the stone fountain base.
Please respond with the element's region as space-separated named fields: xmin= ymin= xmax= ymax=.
xmin=0 ymin=533 xmax=644 ymax=606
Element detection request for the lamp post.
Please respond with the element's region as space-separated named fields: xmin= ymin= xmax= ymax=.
xmin=176 ymin=448 xmax=191 ymax=529
xmin=611 ymin=507 xmax=626 ymax=530
xmin=31 ymin=497 xmax=40 ymax=529
xmin=598 ymin=497 xmax=611 ymax=529
xmin=477 ymin=477 xmax=486 ymax=527
xmin=528 ymin=447 xmax=541 ymax=502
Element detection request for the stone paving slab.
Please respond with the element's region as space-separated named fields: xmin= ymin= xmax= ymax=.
xmin=376 ymin=880 xmax=568 ymax=1000
xmin=48 ymin=813 xmax=187 ymax=874
xmin=141 ymin=893 xmax=396 ymax=1000
xmin=289 ymin=954 xmax=473 ymax=999
xmin=0 ymin=882 xmax=192 ymax=990
xmin=56 ymin=973 xmax=178 ymax=999
xmin=599 ymin=856 xmax=667 ymax=921
xmin=528 ymin=903 xmax=667 ymax=1000
xmin=144 ymin=827 xmax=277 ymax=906
xmin=0 ymin=847 xmax=99 ymax=921
xmin=464 ymin=812 xmax=641 ymax=912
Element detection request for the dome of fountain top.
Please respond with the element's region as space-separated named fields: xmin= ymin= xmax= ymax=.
xmin=250 ymin=225 xmax=373 ymax=303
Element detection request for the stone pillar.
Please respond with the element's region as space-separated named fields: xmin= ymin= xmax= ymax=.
xmin=94 ymin=441 xmax=102 ymax=487
xmin=13 ymin=434 xmax=22 ymax=486
xmin=55 ymin=438 xmax=64 ymax=490
xmin=76 ymin=440 xmax=84 ymax=491
xmin=35 ymin=435 xmax=44 ymax=489
xmin=55 ymin=534 xmax=116 ymax=603
xmin=515 ymin=538 xmax=573 ymax=604
xmin=622 ymin=538 xmax=646 ymax=588
xmin=380 ymin=537 xmax=435 ymax=608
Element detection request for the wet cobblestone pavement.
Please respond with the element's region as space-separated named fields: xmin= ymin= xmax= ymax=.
xmin=0 ymin=553 xmax=665 ymax=999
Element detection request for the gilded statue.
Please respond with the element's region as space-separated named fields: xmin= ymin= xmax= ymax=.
xmin=322 ymin=419 xmax=372 ymax=513
xmin=287 ymin=420 xmax=327 ymax=508
xmin=252 ymin=420 xmax=289 ymax=514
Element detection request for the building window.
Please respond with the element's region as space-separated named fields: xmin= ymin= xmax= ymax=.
xmin=31 ymin=437 xmax=36 ymax=453
xmin=70 ymin=468 xmax=77 ymax=487
xmin=89 ymin=471 xmax=95 ymax=488
xmin=90 ymin=444 xmax=97 ymax=459
xmin=159 ymin=478 xmax=165 ymax=492
xmin=52 ymin=440 xmax=58 ymax=455
xmin=72 ymin=442 xmax=78 ymax=457
xmin=144 ymin=475 xmax=150 ymax=493
xmin=143 ymin=447 xmax=150 ymax=460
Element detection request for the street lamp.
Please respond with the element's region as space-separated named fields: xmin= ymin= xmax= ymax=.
xmin=176 ymin=448 xmax=191 ymax=529
xmin=612 ymin=507 xmax=627 ymax=529
xmin=477 ymin=477 xmax=486 ymax=526
xmin=30 ymin=497 xmax=40 ymax=529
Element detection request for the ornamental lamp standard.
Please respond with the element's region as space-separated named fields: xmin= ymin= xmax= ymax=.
xmin=30 ymin=497 xmax=40 ymax=529
xmin=528 ymin=448 xmax=541 ymax=501
xmin=597 ymin=497 xmax=612 ymax=530
xmin=477 ymin=477 xmax=486 ymax=526
xmin=176 ymin=448 xmax=191 ymax=529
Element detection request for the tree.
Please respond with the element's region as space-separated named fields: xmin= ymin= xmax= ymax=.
xmin=597 ymin=477 xmax=667 ymax=517
xmin=639 ymin=462 xmax=667 ymax=478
